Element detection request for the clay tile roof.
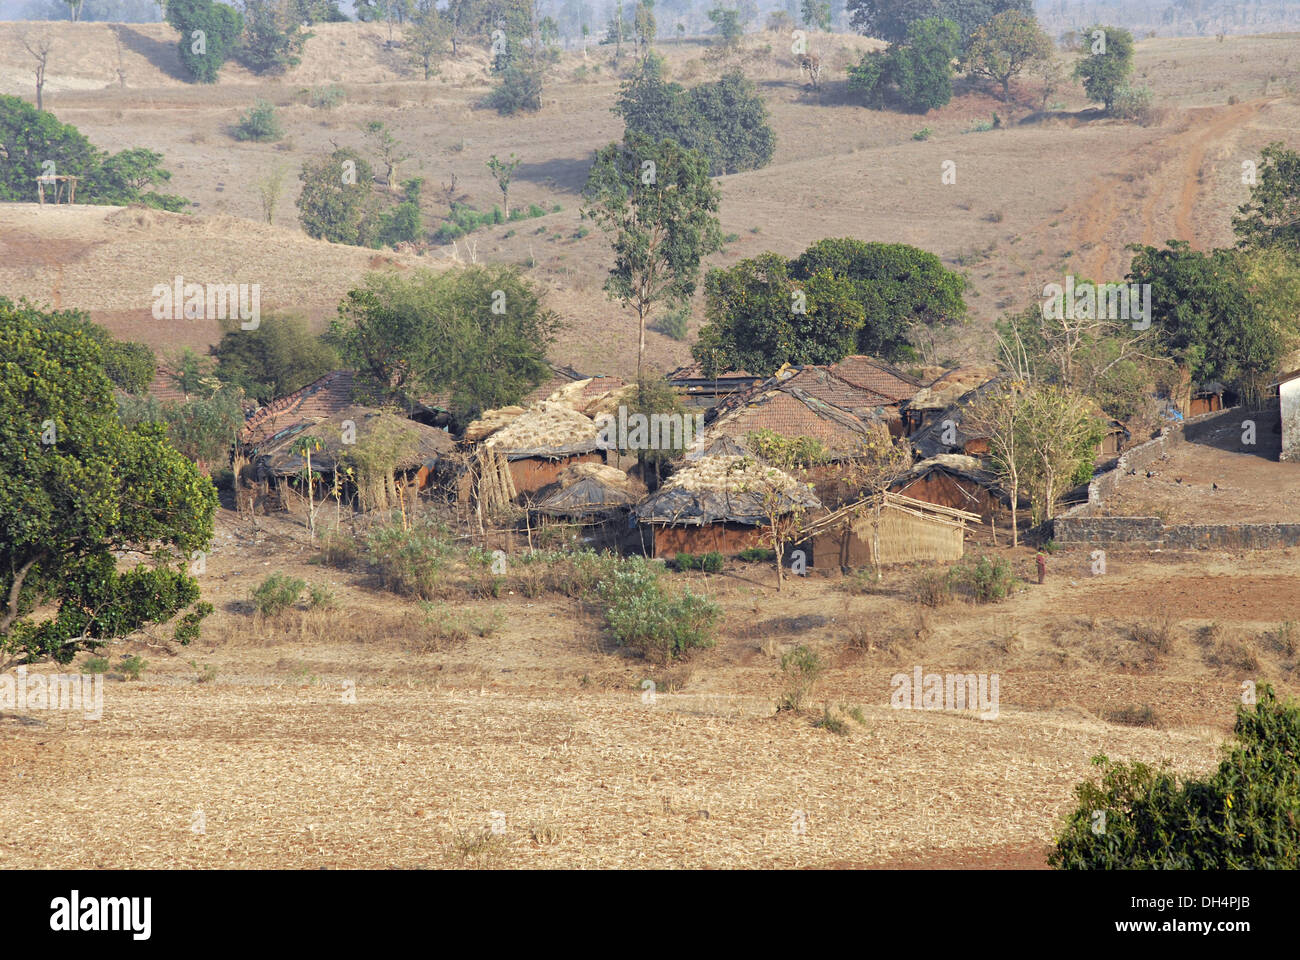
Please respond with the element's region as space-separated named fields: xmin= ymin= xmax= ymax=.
xmin=828 ymin=356 xmax=924 ymax=403
xmin=699 ymin=388 xmax=883 ymax=458
xmin=779 ymin=366 xmax=894 ymax=411
xmin=239 ymin=370 xmax=357 ymax=447
xmin=666 ymin=361 xmax=757 ymax=381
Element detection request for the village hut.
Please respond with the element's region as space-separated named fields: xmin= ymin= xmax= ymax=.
xmin=889 ymin=454 xmax=1018 ymax=525
xmin=634 ymin=455 xmax=821 ymax=558
xmin=827 ymin=356 xmax=925 ymax=405
xmin=244 ymin=405 xmax=457 ymax=510
xmin=530 ymin=463 xmax=644 ymax=548
xmin=798 ymin=491 xmax=978 ymax=573
xmin=476 ymin=400 xmax=609 ymax=496
xmin=666 ymin=361 xmax=763 ymax=411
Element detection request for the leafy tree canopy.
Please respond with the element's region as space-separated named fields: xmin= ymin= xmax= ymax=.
xmin=296 ymin=147 xmax=377 ymax=246
xmin=847 ymin=0 xmax=1030 ymax=46
xmin=328 ymin=265 xmax=560 ymax=421
xmin=1233 ymin=142 xmax=1300 ymax=254
xmin=615 ymin=54 xmax=775 ymax=176
xmin=962 ymin=8 xmax=1052 ymax=99
xmin=848 ymin=16 xmax=960 ymax=112
xmin=0 ymin=96 xmax=187 ymax=210
xmin=0 ymin=298 xmax=215 ymax=666
xmin=211 ymin=311 xmax=340 ymax=405
xmin=1052 ymin=686 xmax=1300 ymax=868
xmin=1073 ymin=23 xmax=1135 ymax=112
xmin=166 ymin=0 xmax=243 ymax=83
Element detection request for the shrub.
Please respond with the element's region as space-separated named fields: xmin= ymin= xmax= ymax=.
xmin=653 ymin=304 xmax=690 ymax=341
xmin=778 ymin=644 xmax=822 ymax=712
xmin=84 ymin=656 xmax=110 ymax=674
xmin=952 ymin=554 xmax=1016 ymax=603
xmin=912 ymin=127 xmax=933 ymax=141
xmin=253 ymin=572 xmax=306 ymax=616
xmin=1111 ymin=84 xmax=1156 ymax=123
xmin=309 ymin=83 xmax=345 ymax=109
xmin=364 ymin=522 xmax=453 ymax=600
xmin=674 ymin=552 xmax=723 ymax=573
xmin=737 ymin=547 xmax=776 ymax=563
xmin=597 ymin=558 xmax=720 ymax=663
xmin=307 ymin=583 xmax=335 ymax=609
xmin=1051 ymin=686 xmax=1300 ymax=868
xmin=1105 ymin=704 xmax=1161 ymax=727
xmin=120 ymin=654 xmax=148 ymax=680
xmin=487 ymin=65 xmax=543 ymax=115
xmin=914 ymin=568 xmax=953 ymax=607
xmin=234 ymin=100 xmax=283 ymax=142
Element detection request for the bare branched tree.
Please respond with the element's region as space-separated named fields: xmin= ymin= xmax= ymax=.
xmin=23 ymin=34 xmax=53 ymax=112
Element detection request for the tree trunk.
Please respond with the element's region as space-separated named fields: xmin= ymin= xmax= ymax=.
xmin=772 ymin=522 xmax=783 ymax=592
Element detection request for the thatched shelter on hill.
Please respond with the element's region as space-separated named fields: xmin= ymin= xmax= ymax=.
xmin=475 ymin=400 xmax=609 ymax=495
xmin=634 ymin=455 xmax=821 ymax=557
xmin=798 ymin=492 xmax=978 ymax=573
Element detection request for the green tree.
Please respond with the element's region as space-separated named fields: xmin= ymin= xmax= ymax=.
xmin=891 ymin=16 xmax=959 ymax=112
xmin=166 ymin=0 xmax=243 ymax=83
xmin=1013 ymin=383 xmax=1105 ymax=522
xmin=211 ymin=312 xmax=340 ymax=404
xmin=790 ymin=237 xmax=966 ymax=359
xmin=632 ymin=0 xmax=656 ymax=59
xmin=0 ymin=96 xmax=187 ymax=210
xmin=1052 ymin=686 xmax=1300 ymax=869
xmin=329 ymin=266 xmax=560 ymax=420
xmin=238 ymin=0 xmax=313 ymax=74
xmin=296 ymin=147 xmax=377 ymax=246
xmin=614 ymin=56 xmax=776 ymax=176
xmin=692 ymin=253 xmax=864 ymax=376
xmin=706 ymin=5 xmax=742 ymax=47
xmin=41 ymin=308 xmax=156 ymax=395
xmin=445 ymin=0 xmax=488 ymax=55
xmin=1073 ymin=23 xmax=1134 ymax=112
xmin=581 ymin=131 xmax=724 ymax=380
xmin=117 ymin=386 xmax=245 ymax=473
xmin=485 ymin=152 xmax=522 ymax=218
xmin=801 ymin=0 xmax=830 ymax=30
xmin=1127 ymin=241 xmax=1300 ymax=401
xmin=962 ymin=9 xmax=1051 ymax=100
xmin=1233 ymin=142 xmax=1300 ymax=254
xmin=847 ymin=0 xmax=1031 ymax=46
xmin=0 ymin=298 xmax=216 ymax=666
xmin=407 ymin=0 xmax=451 ymax=79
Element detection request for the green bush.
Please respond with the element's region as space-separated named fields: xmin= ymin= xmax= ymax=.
xmin=309 ymin=84 xmax=345 ymax=109
xmin=1111 ymin=84 xmax=1156 ymax=123
xmin=167 ymin=0 xmax=242 ymax=84
xmin=252 ymin=572 xmax=306 ymax=616
xmin=84 ymin=656 xmax=110 ymax=674
xmin=486 ymin=65 xmax=543 ymax=115
xmin=363 ymin=521 xmax=454 ymax=600
xmin=779 ymin=644 xmax=822 ymax=712
xmin=674 ymin=552 xmax=723 ymax=573
xmin=952 ymin=554 xmax=1016 ymax=603
xmin=1051 ymin=686 xmax=1300 ymax=868
xmin=912 ymin=127 xmax=933 ymax=141
xmin=120 ymin=654 xmax=148 ymax=680
xmin=597 ymin=558 xmax=720 ymax=663
xmin=737 ymin=547 xmax=777 ymax=563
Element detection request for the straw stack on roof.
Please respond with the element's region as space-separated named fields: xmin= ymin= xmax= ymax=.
xmin=535 ymin=462 xmax=643 ymax=517
xmin=635 ymin=455 xmax=821 ymax=525
xmin=481 ymin=400 xmax=604 ymax=457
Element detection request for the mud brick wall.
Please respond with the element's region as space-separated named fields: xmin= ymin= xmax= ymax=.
xmin=1054 ymin=516 xmax=1300 ymax=549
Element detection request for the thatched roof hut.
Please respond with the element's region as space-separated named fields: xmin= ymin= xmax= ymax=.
xmin=250 ymin=405 xmax=455 ymax=479
xmin=534 ymin=463 xmax=643 ymax=518
xmin=799 ymin=491 xmax=978 ymax=571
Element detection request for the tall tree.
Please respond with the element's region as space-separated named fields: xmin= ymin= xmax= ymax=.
xmin=329 ymin=266 xmax=559 ymax=420
xmin=211 ymin=312 xmax=340 ymax=404
xmin=962 ymin=8 xmax=1052 ymax=100
xmin=581 ymin=131 xmax=723 ymax=380
xmin=1233 ymin=142 xmax=1300 ymax=254
xmin=407 ymin=0 xmax=452 ymax=79
xmin=1 ymin=298 xmax=216 ymax=666
xmin=1073 ymin=23 xmax=1134 ymax=112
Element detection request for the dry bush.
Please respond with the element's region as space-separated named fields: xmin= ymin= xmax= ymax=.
xmin=1206 ymin=635 xmax=1261 ymax=673
xmin=913 ymin=569 xmax=953 ymax=608
xmin=1268 ymin=621 xmax=1297 ymax=657
xmin=1129 ymin=614 xmax=1177 ymax=655
xmin=1104 ymin=703 xmax=1162 ymax=728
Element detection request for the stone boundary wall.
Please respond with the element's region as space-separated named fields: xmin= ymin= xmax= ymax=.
xmin=1052 ymin=407 xmax=1291 ymax=548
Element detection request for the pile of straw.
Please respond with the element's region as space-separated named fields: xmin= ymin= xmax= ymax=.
xmin=464 ymin=406 xmax=527 ymax=442
xmin=482 ymin=401 xmax=601 ymax=452
xmin=557 ymin=462 xmax=636 ymax=490
xmin=661 ymin=455 xmax=811 ymax=498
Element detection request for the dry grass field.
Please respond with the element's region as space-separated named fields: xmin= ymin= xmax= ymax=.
xmin=2 ymin=21 xmax=1300 ymax=869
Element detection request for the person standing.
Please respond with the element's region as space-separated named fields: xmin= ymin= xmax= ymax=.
xmin=1035 ymin=549 xmax=1047 ymax=585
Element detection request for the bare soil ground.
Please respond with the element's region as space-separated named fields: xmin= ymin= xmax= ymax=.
xmin=3 ymin=505 xmax=1296 ymax=869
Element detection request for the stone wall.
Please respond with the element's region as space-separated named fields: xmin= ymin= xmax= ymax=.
xmin=1053 ymin=407 xmax=1294 ymax=548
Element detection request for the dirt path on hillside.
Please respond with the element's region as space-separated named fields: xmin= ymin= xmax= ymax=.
xmin=1077 ymin=99 xmax=1271 ymax=277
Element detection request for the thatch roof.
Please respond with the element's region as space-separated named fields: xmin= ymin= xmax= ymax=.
xmin=480 ymin=400 xmax=605 ymax=459
xmin=685 ymin=434 xmax=752 ymax=460
xmin=253 ymin=405 xmax=455 ymax=477
xmin=635 ymin=455 xmax=821 ymax=526
xmin=534 ymin=463 xmax=643 ymax=517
